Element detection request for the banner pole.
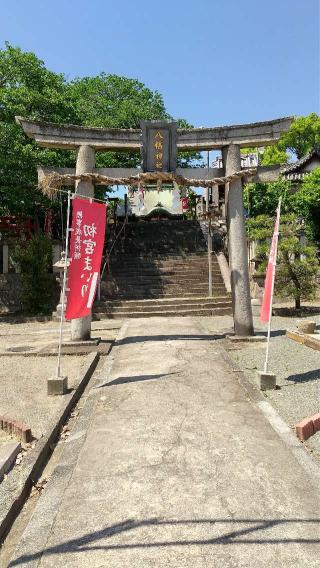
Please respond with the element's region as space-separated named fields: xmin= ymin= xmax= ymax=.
xmin=56 ymin=190 xmax=71 ymax=378
xmin=264 ymin=198 xmax=282 ymax=373
xmin=208 ymin=216 xmax=213 ymax=297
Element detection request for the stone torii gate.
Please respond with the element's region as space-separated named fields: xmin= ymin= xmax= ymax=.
xmin=16 ymin=115 xmax=293 ymax=340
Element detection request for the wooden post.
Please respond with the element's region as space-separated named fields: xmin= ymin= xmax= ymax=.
xmin=2 ymin=244 xmax=9 ymax=274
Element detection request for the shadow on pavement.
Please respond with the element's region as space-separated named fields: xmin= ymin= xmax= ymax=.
xmin=116 ymin=334 xmax=225 ymax=346
xmin=9 ymin=517 xmax=320 ymax=566
xmin=97 ymin=372 xmax=177 ymax=388
xmin=254 ymin=330 xmax=287 ymax=339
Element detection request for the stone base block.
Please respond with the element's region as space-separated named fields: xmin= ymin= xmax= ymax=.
xmin=0 ymin=441 xmax=21 ymax=481
xmin=228 ymin=335 xmax=266 ymax=343
xmin=258 ymin=371 xmax=276 ymax=391
xmin=63 ymin=338 xmax=100 ymax=347
xmin=47 ymin=376 xmax=68 ymax=396
xmin=297 ymin=320 xmax=316 ymax=334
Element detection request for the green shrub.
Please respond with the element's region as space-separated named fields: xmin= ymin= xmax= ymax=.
xmin=13 ymin=235 xmax=54 ymax=314
xmin=247 ymin=214 xmax=319 ymax=309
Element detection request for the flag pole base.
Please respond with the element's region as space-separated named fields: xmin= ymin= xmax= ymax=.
xmin=47 ymin=376 xmax=68 ymax=396
xmin=258 ymin=371 xmax=276 ymax=391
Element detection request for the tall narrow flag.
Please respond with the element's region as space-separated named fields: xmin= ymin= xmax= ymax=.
xmin=65 ymin=198 xmax=107 ymax=320
xmin=260 ymin=199 xmax=281 ymax=323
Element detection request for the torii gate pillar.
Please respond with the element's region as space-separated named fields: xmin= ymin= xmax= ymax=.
xmin=222 ymin=143 xmax=254 ymax=336
xmin=71 ymin=145 xmax=95 ymax=341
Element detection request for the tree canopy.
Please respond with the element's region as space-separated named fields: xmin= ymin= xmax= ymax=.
xmin=278 ymin=113 xmax=320 ymax=159
xmin=243 ymin=113 xmax=320 ymax=243
xmin=243 ymin=178 xmax=292 ymax=218
xmin=292 ymin=167 xmax=320 ymax=242
xmin=0 ymin=43 xmax=196 ymax=218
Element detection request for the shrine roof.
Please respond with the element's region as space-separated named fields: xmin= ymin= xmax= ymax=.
xmin=281 ymin=147 xmax=320 ymax=173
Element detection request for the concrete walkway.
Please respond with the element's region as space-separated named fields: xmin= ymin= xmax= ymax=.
xmin=9 ymin=318 xmax=320 ymax=567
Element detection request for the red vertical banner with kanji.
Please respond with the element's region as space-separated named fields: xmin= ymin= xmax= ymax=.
xmin=260 ymin=200 xmax=281 ymax=323
xmin=65 ymin=198 xmax=107 ymax=320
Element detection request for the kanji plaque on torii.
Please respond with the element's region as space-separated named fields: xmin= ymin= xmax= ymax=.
xmin=141 ymin=121 xmax=177 ymax=172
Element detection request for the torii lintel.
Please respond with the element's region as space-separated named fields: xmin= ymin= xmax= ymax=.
xmin=15 ymin=116 xmax=293 ymax=151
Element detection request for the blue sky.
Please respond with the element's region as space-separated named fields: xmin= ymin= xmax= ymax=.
xmin=1 ymin=0 xmax=319 ymax=127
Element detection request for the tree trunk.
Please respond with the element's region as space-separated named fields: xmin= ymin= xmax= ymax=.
xmin=295 ymin=296 xmax=301 ymax=310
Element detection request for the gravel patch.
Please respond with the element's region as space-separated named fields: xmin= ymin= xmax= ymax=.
xmin=224 ymin=314 xmax=320 ymax=460
xmin=0 ymin=319 xmax=122 ymax=442
xmin=0 ymin=356 xmax=85 ymax=439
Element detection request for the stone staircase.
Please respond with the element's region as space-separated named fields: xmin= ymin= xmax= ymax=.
xmin=94 ymin=220 xmax=232 ymax=319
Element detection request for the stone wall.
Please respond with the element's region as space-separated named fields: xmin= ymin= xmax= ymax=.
xmin=0 ymin=274 xmax=23 ymax=314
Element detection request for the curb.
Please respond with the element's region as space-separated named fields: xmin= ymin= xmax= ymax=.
xmin=0 ymin=351 xmax=99 ymax=545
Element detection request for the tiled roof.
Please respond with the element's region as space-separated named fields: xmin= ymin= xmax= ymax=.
xmin=282 ymin=147 xmax=320 ymax=173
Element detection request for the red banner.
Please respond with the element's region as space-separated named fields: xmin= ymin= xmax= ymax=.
xmin=260 ymin=200 xmax=281 ymax=323
xmin=65 ymin=198 xmax=107 ymax=320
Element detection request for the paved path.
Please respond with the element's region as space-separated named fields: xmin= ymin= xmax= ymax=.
xmin=9 ymin=318 xmax=320 ymax=567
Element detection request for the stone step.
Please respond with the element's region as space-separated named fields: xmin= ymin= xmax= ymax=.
xmin=109 ymin=271 xmax=221 ymax=277
xmin=111 ymin=259 xmax=218 ymax=264
xmin=109 ymin=277 xmax=224 ymax=285
xmin=111 ymin=255 xmax=217 ymax=262
xmin=96 ymin=295 xmax=231 ymax=308
xmin=110 ymin=286 xmax=226 ymax=295
xmin=96 ymin=300 xmax=232 ymax=314
xmin=111 ymin=281 xmax=225 ymax=288
xmin=111 ymin=273 xmax=221 ymax=280
xmin=105 ymin=290 xmax=228 ymax=299
xmin=110 ymin=265 xmax=221 ymax=273
xmin=110 ymin=262 xmax=220 ymax=269
xmin=94 ymin=306 xmax=232 ymax=319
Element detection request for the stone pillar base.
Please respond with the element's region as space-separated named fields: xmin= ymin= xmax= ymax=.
xmin=258 ymin=372 xmax=276 ymax=391
xmin=47 ymin=376 xmax=68 ymax=396
xmin=297 ymin=320 xmax=316 ymax=334
xmin=71 ymin=316 xmax=91 ymax=341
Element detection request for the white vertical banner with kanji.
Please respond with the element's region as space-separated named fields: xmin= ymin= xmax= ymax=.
xmin=65 ymin=198 xmax=107 ymax=320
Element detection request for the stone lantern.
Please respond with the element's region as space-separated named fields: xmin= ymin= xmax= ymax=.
xmin=52 ymin=251 xmax=70 ymax=321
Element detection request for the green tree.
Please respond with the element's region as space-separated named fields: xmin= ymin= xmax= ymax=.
xmin=0 ymin=43 xmax=199 ymax=217
xmin=0 ymin=43 xmax=78 ymax=217
xmin=68 ymin=73 xmax=169 ymax=169
xmin=240 ymin=144 xmax=288 ymax=165
xmin=68 ymin=73 xmax=168 ymax=129
xmin=292 ymin=167 xmax=320 ymax=243
xmin=278 ymin=113 xmax=320 ymax=159
xmin=68 ymin=77 xmax=199 ymax=168
xmin=260 ymin=144 xmax=288 ymax=165
xmin=247 ymin=215 xmax=318 ymax=310
xmin=243 ymin=179 xmax=292 ymax=217
xmin=12 ymin=235 xmax=54 ymax=313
